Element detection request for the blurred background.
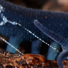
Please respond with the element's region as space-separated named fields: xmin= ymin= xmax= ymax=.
xmin=7 ymin=0 xmax=68 ymax=12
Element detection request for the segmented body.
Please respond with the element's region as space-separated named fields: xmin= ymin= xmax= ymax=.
xmin=0 ymin=0 xmax=68 ymax=68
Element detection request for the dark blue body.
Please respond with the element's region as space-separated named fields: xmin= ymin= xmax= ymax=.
xmin=0 ymin=0 xmax=68 ymax=68
xmin=0 ymin=0 xmax=68 ymax=53
xmin=0 ymin=0 xmax=68 ymax=39
xmin=0 ymin=0 xmax=68 ymax=52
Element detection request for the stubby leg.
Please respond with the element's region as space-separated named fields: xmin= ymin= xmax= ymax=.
xmin=31 ymin=40 xmax=42 ymax=54
xmin=47 ymin=42 xmax=60 ymax=60
xmin=6 ymin=35 xmax=23 ymax=53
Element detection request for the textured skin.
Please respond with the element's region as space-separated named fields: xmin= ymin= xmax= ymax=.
xmin=0 ymin=0 xmax=68 ymax=63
